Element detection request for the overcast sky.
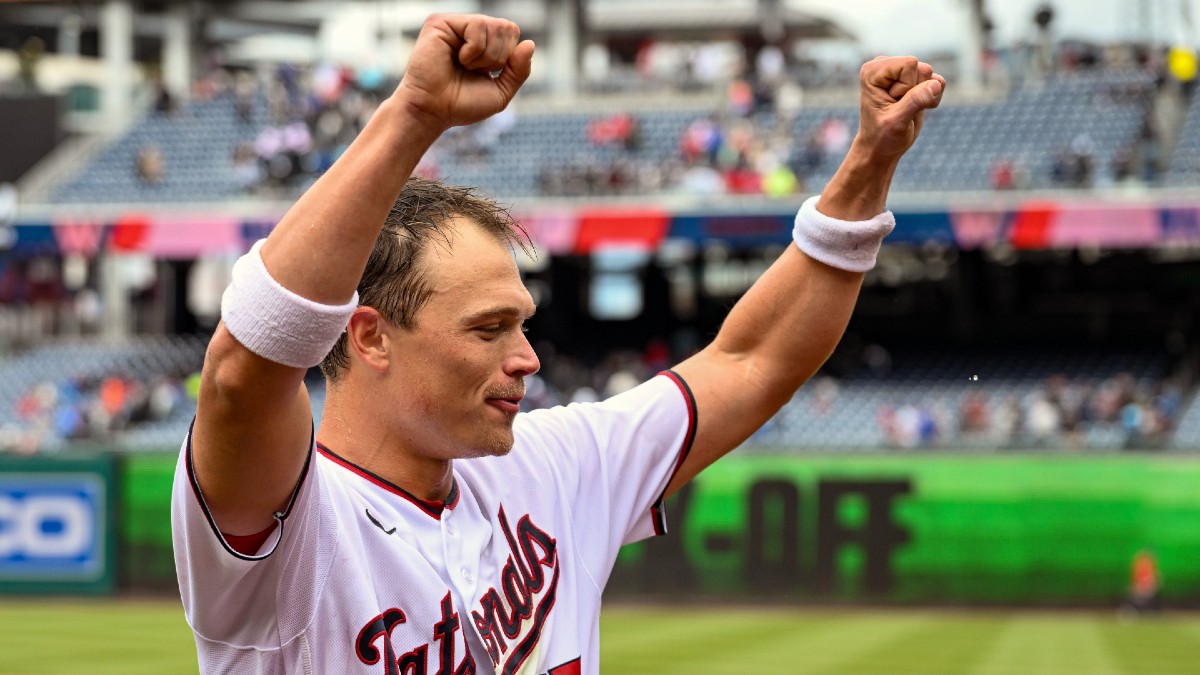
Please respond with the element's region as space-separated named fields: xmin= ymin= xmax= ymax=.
xmin=802 ymin=0 xmax=1200 ymax=55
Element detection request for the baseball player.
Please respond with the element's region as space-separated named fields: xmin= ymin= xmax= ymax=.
xmin=172 ymin=13 xmax=944 ymax=674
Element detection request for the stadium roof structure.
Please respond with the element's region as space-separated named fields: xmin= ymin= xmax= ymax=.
xmin=493 ymin=0 xmax=853 ymax=42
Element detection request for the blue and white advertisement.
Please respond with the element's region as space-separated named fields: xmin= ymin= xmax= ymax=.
xmin=0 ymin=456 xmax=116 ymax=594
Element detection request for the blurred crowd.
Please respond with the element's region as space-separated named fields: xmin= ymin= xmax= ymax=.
xmin=520 ymin=341 xmax=674 ymax=410
xmin=0 ymin=338 xmax=1189 ymax=455
xmin=214 ymin=62 xmax=388 ymax=195
xmin=537 ymin=95 xmax=846 ymax=199
xmin=107 ymin=33 xmax=1195 ymax=199
xmin=873 ymin=373 xmax=1181 ymax=450
xmin=0 ymin=371 xmax=193 ymax=454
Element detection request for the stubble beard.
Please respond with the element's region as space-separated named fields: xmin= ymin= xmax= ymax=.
xmin=462 ymin=423 xmax=515 ymax=459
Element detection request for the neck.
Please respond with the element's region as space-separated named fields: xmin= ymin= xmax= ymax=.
xmin=317 ymin=384 xmax=455 ymax=502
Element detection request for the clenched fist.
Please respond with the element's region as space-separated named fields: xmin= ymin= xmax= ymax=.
xmin=394 ymin=14 xmax=535 ymax=134
xmin=855 ymin=56 xmax=946 ymax=162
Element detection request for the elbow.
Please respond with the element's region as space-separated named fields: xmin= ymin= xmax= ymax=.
xmin=199 ymin=329 xmax=302 ymax=412
xmin=200 ymin=334 xmax=251 ymax=410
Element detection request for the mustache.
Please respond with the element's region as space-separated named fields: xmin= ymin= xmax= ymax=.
xmin=485 ymin=382 xmax=526 ymax=400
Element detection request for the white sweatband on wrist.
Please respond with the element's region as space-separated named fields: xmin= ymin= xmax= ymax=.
xmin=220 ymin=239 xmax=359 ymax=368
xmin=792 ymin=195 xmax=895 ymax=273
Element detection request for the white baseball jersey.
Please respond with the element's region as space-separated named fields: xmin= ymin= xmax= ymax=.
xmin=172 ymin=371 xmax=697 ymax=674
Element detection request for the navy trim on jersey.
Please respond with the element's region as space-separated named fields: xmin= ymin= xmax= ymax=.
xmin=316 ymin=442 xmax=459 ymax=519
xmin=184 ymin=416 xmax=314 ymax=561
xmin=651 ymin=370 xmax=698 ymax=536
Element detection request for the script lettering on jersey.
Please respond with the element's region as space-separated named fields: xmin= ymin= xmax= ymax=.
xmin=471 ymin=506 xmax=559 ymax=675
xmin=355 ymin=593 xmax=476 ymax=675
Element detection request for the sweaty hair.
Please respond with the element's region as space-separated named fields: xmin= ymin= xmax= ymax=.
xmin=318 ymin=176 xmax=528 ymax=382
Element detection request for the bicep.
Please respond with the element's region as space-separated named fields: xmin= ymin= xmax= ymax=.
xmin=191 ymin=323 xmax=313 ymax=535
xmin=666 ymin=348 xmax=793 ymax=496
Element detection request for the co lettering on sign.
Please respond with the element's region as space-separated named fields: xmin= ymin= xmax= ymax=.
xmin=0 ymin=477 xmax=105 ymax=581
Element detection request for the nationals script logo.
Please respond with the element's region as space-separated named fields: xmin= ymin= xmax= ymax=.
xmin=356 ymin=506 xmax=560 ymax=675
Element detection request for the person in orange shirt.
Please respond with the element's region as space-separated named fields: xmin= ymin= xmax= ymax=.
xmin=1129 ymin=548 xmax=1161 ymax=614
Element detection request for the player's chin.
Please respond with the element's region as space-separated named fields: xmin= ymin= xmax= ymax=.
xmin=463 ymin=425 xmax=515 ymax=458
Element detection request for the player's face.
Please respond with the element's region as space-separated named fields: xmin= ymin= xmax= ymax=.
xmin=385 ymin=216 xmax=540 ymax=460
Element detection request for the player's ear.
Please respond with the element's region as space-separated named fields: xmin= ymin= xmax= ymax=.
xmin=346 ymin=307 xmax=391 ymax=374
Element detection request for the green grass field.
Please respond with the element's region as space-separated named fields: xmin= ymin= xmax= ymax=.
xmin=0 ymin=600 xmax=1198 ymax=674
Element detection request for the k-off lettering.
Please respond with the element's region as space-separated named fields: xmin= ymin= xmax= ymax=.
xmin=355 ymin=593 xmax=475 ymax=675
xmin=471 ymin=507 xmax=558 ymax=674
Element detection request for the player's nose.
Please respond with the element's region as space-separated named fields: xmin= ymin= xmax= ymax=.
xmin=506 ymin=332 xmax=540 ymax=378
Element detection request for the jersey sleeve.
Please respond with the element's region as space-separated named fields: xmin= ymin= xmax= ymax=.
xmin=515 ymin=370 xmax=697 ymax=552
xmin=170 ymin=421 xmax=335 ymax=651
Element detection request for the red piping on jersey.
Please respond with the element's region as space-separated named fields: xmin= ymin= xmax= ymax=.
xmin=316 ymin=442 xmax=459 ymax=519
xmin=651 ymin=370 xmax=698 ymax=536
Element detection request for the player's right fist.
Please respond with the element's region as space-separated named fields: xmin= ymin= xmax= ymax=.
xmin=394 ymin=14 xmax=535 ymax=134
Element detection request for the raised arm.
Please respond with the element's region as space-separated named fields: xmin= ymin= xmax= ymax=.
xmin=192 ymin=15 xmax=534 ymax=535
xmin=668 ymin=56 xmax=945 ymax=495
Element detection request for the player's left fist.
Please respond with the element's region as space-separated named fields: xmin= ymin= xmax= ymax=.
xmin=854 ymin=56 xmax=946 ymax=162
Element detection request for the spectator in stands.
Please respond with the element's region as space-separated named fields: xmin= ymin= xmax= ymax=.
xmin=1026 ymin=390 xmax=1063 ymax=446
xmin=16 ymin=36 xmax=45 ymax=93
xmin=723 ymin=154 xmax=762 ymax=195
xmin=1051 ymin=147 xmax=1074 ymax=186
xmin=991 ymin=158 xmax=1016 ymax=190
xmin=234 ymin=71 xmax=257 ymax=124
xmin=774 ymin=80 xmax=804 ymax=125
xmin=762 ymin=159 xmax=800 ymax=198
xmin=680 ymin=115 xmax=723 ymax=165
xmin=726 ymin=77 xmax=754 ymax=117
xmin=818 ymin=115 xmax=852 ymax=160
xmin=677 ymin=159 xmax=726 ymax=195
xmin=136 ymin=145 xmax=166 ymax=186
xmin=233 ymin=142 xmax=263 ymax=193
xmin=810 ymin=376 xmax=840 ymax=416
xmin=154 ymin=76 xmax=177 ymax=116
xmin=1113 ymin=144 xmax=1142 ymax=187
xmin=991 ymin=396 xmax=1022 ymax=445
xmin=443 ymin=106 xmax=518 ymax=163
xmin=1069 ymin=132 xmax=1097 ymax=188
xmin=796 ymin=130 xmax=825 ymax=179
xmin=587 ymin=113 xmax=639 ymax=150
xmin=960 ymin=392 xmax=990 ymax=436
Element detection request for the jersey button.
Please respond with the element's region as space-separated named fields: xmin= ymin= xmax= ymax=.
xmin=461 ymin=567 xmax=474 ymax=583
xmin=446 ymin=523 xmax=457 ymax=537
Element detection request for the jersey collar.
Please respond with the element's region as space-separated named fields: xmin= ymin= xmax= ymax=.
xmin=316 ymin=442 xmax=460 ymax=519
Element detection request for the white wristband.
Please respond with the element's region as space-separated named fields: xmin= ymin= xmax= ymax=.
xmin=792 ymin=195 xmax=895 ymax=273
xmin=220 ymin=239 xmax=359 ymax=368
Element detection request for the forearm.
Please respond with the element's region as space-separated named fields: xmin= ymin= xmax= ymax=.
xmin=817 ymin=138 xmax=900 ymax=220
xmin=259 ymin=97 xmax=442 ymax=303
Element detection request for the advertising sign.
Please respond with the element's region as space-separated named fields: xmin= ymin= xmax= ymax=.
xmin=610 ymin=455 xmax=1200 ymax=604
xmin=0 ymin=455 xmax=117 ymax=594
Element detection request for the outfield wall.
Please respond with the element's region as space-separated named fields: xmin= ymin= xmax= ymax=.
xmin=610 ymin=454 xmax=1200 ymax=604
xmin=5 ymin=451 xmax=1199 ymax=604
